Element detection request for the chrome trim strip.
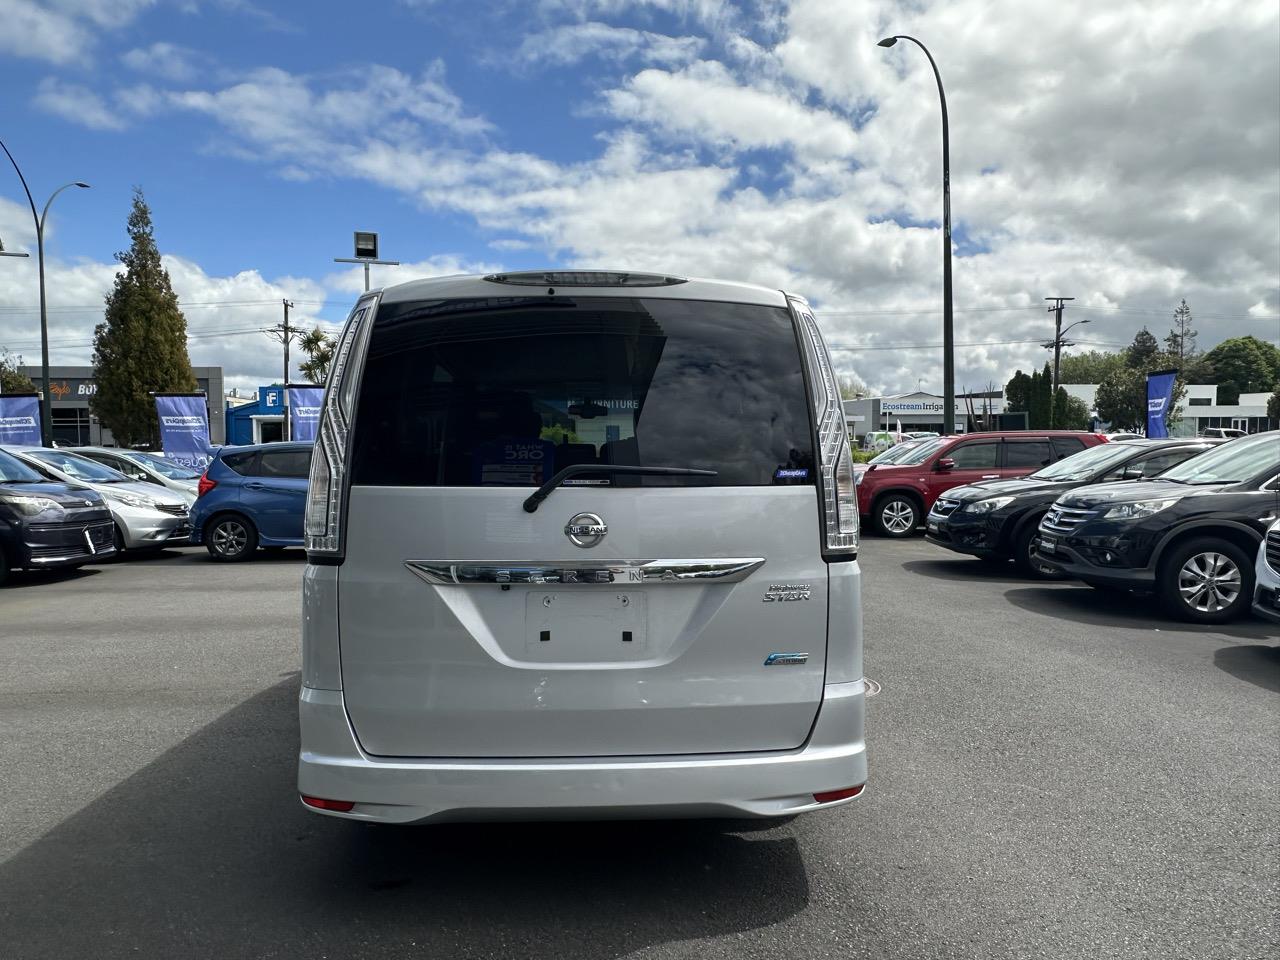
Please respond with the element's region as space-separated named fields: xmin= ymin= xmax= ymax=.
xmin=405 ymin=558 xmax=766 ymax=586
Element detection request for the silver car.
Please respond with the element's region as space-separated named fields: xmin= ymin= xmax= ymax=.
xmin=73 ymin=447 xmax=199 ymax=504
xmin=3 ymin=446 xmax=192 ymax=551
xmin=297 ymin=270 xmax=869 ymax=824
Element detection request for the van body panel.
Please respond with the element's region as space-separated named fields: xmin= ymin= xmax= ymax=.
xmin=339 ymin=485 xmax=828 ymax=757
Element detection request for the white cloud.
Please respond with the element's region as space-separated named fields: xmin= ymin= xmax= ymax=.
xmin=515 ymin=22 xmax=705 ymax=67
xmin=0 ymin=0 xmax=156 ymax=64
xmin=121 ymin=42 xmax=206 ymax=82
xmin=33 ymin=77 xmax=128 ymax=131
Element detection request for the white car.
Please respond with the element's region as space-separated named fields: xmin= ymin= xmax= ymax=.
xmin=73 ymin=447 xmax=199 ymax=504
xmin=1253 ymin=517 xmax=1280 ymax=624
xmin=297 ymin=270 xmax=869 ymax=824
xmin=3 ymin=446 xmax=192 ymax=551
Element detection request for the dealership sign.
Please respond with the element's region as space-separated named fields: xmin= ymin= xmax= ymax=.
xmin=154 ymin=394 xmax=213 ymax=469
xmin=0 ymin=394 xmax=42 ymax=445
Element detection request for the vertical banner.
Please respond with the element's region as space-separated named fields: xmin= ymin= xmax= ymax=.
xmin=0 ymin=393 xmax=42 ymax=445
xmin=155 ymin=393 xmax=212 ymax=468
xmin=1146 ymin=370 xmax=1177 ymax=439
xmin=288 ymin=386 xmax=324 ymax=442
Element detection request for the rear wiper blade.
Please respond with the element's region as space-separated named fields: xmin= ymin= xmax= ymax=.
xmin=523 ymin=464 xmax=718 ymax=513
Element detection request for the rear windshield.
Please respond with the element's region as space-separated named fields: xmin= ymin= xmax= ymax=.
xmin=349 ymin=296 xmax=816 ymax=487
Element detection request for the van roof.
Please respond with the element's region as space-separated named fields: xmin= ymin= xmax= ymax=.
xmin=376 ymin=271 xmax=791 ymax=309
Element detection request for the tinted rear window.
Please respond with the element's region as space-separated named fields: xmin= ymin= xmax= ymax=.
xmin=1004 ymin=440 xmax=1052 ymax=469
xmin=349 ymin=297 xmax=815 ymax=487
xmin=260 ymin=449 xmax=312 ymax=478
xmin=221 ymin=451 xmax=257 ymax=475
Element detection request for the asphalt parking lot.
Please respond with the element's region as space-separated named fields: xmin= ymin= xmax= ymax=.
xmin=1 ymin=540 xmax=1277 ymax=960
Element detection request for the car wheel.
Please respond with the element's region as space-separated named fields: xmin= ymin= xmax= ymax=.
xmin=205 ymin=515 xmax=259 ymax=562
xmin=1012 ymin=517 xmax=1047 ymax=577
xmin=874 ymin=495 xmax=920 ymax=538
xmin=1158 ymin=537 xmax=1255 ymax=623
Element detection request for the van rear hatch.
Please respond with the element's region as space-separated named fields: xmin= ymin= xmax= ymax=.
xmin=337 ymin=292 xmax=829 ymax=758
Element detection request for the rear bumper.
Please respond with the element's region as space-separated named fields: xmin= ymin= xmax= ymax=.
xmin=297 ymin=678 xmax=869 ymax=824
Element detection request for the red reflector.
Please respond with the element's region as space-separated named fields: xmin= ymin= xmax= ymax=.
xmin=813 ymin=784 xmax=865 ymax=804
xmin=197 ymin=473 xmax=217 ymax=498
xmin=301 ymin=795 xmax=355 ymax=812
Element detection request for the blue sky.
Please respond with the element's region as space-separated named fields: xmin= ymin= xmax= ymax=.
xmin=1 ymin=0 xmax=1277 ymax=394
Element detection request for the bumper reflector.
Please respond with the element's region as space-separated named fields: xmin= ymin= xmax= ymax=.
xmin=813 ymin=784 xmax=865 ymax=804
xmin=301 ymin=795 xmax=355 ymax=812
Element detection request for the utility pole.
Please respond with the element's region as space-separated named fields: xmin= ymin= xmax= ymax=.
xmin=1043 ymin=297 xmax=1080 ymax=429
xmin=265 ymin=299 xmax=298 ymax=441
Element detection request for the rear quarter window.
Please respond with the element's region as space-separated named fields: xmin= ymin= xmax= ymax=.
xmin=220 ymin=451 xmax=257 ymax=475
xmin=1052 ymin=436 xmax=1087 ymax=459
xmin=348 ymin=296 xmax=816 ymax=488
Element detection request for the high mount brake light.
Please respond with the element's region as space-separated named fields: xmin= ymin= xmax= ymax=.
xmin=305 ymin=296 xmax=378 ymax=559
xmin=483 ymin=270 xmax=687 ymax=287
xmin=792 ymin=297 xmax=859 ymax=559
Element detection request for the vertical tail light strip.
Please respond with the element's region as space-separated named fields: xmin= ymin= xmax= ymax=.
xmin=790 ymin=296 xmax=859 ymax=559
xmin=305 ymin=294 xmax=379 ymax=560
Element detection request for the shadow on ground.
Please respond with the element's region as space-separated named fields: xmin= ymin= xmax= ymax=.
xmin=0 ymin=679 xmax=810 ymax=960
xmin=1003 ymin=586 xmax=1277 ymax=640
xmin=1214 ymin=643 xmax=1280 ymax=693
xmin=901 ymin=557 xmax=1032 ymax=585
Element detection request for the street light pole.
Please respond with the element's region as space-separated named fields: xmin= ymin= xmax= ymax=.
xmin=0 ymin=138 xmax=89 ymax=446
xmin=877 ymin=35 xmax=954 ymax=434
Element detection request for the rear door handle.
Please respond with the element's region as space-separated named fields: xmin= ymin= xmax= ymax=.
xmin=981 ymin=474 xmax=999 ymax=479
xmin=245 ymin=482 xmax=266 ymax=490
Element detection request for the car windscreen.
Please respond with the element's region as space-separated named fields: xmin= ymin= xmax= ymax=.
xmin=1158 ymin=432 xmax=1279 ymax=484
xmin=870 ymin=441 xmax=922 ymax=465
xmin=349 ymin=296 xmax=816 ymax=487
xmin=125 ymin=451 xmax=200 ymax=479
xmin=892 ymin=437 xmax=948 ymax=466
xmin=0 ymin=449 xmax=45 ymax=483
xmin=28 ymin=450 xmax=130 ymax=482
xmin=1030 ymin=442 xmax=1139 ymax=482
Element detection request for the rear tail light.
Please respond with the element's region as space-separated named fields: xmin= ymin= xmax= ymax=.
xmin=300 ymin=795 xmax=355 ymax=812
xmin=813 ymin=784 xmax=865 ymax=804
xmin=196 ymin=473 xmax=216 ymax=498
xmin=791 ymin=297 xmax=859 ymax=559
xmin=305 ymin=295 xmax=377 ymax=560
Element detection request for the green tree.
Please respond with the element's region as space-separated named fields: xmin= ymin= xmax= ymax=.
xmin=1004 ymin=370 xmax=1032 ymax=414
xmin=1164 ymin=299 xmax=1197 ymax=362
xmin=1 ymin=347 xmax=36 ymax=393
xmin=1059 ymin=350 xmax=1125 ymax=384
xmin=1200 ymin=335 xmax=1280 ymax=404
xmin=1125 ymin=327 xmax=1162 ymax=369
xmin=91 ymin=188 xmax=197 ymax=446
xmin=298 ymin=327 xmax=334 ymax=385
xmin=1054 ymin=388 xmax=1091 ymax=430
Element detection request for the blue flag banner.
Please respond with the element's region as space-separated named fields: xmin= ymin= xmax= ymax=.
xmin=288 ymin=386 xmax=324 ymax=442
xmin=1146 ymin=370 xmax=1177 ymax=439
xmin=0 ymin=394 xmax=42 ymax=445
xmin=155 ymin=394 xmax=212 ymax=469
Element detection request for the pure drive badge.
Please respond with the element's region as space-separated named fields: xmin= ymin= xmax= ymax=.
xmin=764 ymin=652 xmax=809 ymax=666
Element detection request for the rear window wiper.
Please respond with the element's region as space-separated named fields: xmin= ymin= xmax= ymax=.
xmin=523 ymin=464 xmax=718 ymax=513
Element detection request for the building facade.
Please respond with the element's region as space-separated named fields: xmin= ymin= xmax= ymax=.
xmin=20 ymin=365 xmax=226 ymax=447
xmin=1062 ymin=383 xmax=1277 ymax=435
xmin=843 ymin=391 xmax=1008 ymax=440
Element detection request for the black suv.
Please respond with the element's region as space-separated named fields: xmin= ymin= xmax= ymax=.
xmin=1033 ymin=432 xmax=1280 ymax=623
xmin=926 ymin=438 xmax=1219 ymax=574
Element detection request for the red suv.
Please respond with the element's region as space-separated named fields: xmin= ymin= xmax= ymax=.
xmin=856 ymin=431 xmax=1107 ymax=537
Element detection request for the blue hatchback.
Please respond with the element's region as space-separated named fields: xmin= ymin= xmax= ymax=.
xmin=190 ymin=442 xmax=313 ymax=561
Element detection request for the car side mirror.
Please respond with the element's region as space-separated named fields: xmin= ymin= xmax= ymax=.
xmin=936 ymin=457 xmax=955 ymax=471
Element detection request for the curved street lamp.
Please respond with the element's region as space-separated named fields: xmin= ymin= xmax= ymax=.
xmin=877 ymin=35 xmax=954 ymax=433
xmin=0 ymin=138 xmax=90 ymax=446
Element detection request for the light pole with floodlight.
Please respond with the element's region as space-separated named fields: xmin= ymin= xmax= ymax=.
xmin=0 ymin=138 xmax=90 ymax=446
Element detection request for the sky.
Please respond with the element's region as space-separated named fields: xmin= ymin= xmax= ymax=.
xmin=0 ymin=0 xmax=1277 ymax=397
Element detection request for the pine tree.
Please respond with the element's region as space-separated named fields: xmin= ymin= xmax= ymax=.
xmin=1164 ymin=299 xmax=1197 ymax=362
xmin=91 ymin=188 xmax=197 ymax=446
xmin=1125 ymin=327 xmax=1161 ymax=369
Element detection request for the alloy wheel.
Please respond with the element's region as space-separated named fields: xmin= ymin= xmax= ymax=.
xmin=212 ymin=520 xmax=248 ymax=557
xmin=1177 ymin=551 xmax=1241 ymax=614
xmin=881 ymin=500 xmax=916 ymax=535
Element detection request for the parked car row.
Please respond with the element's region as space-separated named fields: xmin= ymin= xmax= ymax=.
xmin=923 ymin=431 xmax=1280 ymax=624
xmin=0 ymin=441 xmax=314 ymax=583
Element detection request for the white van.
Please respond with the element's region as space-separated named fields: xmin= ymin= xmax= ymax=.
xmin=297 ymin=270 xmax=869 ymax=823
